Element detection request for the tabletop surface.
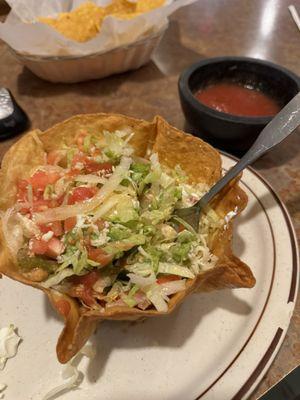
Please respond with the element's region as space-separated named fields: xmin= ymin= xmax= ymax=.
xmin=0 ymin=0 xmax=299 ymax=399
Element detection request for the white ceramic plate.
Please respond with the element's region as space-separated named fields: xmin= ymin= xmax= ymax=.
xmin=0 ymin=154 xmax=298 ymax=400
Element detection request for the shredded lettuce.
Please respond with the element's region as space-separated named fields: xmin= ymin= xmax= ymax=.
xmin=66 ymin=148 xmax=76 ymax=168
xmin=43 ymin=184 xmax=54 ymax=200
xmin=106 ymin=282 xmax=123 ymax=302
xmin=177 ymin=230 xmax=196 ymax=243
xmin=141 ymin=209 xmax=172 ymax=225
xmin=83 ymin=135 xmax=91 ymax=153
xmin=41 ymin=268 xmax=75 ymax=288
xmin=130 ymin=162 xmax=151 ymax=184
xmin=108 ymin=225 xmax=131 ymax=241
xmin=108 ymin=195 xmax=139 ymax=223
xmin=103 ymin=130 xmax=133 ymax=162
xmin=144 ymin=284 xmax=168 ymax=312
xmin=73 ymin=250 xmax=89 ymax=274
xmin=103 ymin=234 xmax=145 ymax=256
xmin=171 ymin=242 xmax=192 ymax=263
xmin=121 ymin=293 xmax=137 ymax=308
xmin=125 ymin=262 xmax=153 ymax=277
xmin=158 ymin=262 xmax=195 ymax=279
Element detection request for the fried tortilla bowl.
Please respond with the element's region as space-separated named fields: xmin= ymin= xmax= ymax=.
xmin=0 ymin=114 xmax=255 ymax=363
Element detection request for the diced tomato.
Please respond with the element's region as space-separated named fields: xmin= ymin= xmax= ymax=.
xmin=70 ymin=153 xmax=87 ymax=170
xmin=91 ymin=148 xmax=101 ymax=157
xmin=50 ymin=221 xmax=63 ymax=236
xmin=85 ymin=160 xmax=113 ymax=174
xmin=32 ymin=200 xmax=49 ymax=212
xmin=66 ymin=169 xmax=81 ymax=178
xmin=178 ymin=224 xmax=185 ymax=233
xmin=83 ymin=159 xmax=102 ymax=173
xmin=55 ymin=299 xmax=71 ymax=318
xmin=30 ymin=237 xmax=64 ymax=259
xmin=18 ymin=179 xmax=28 ymax=192
xmin=47 ymin=150 xmax=64 ymax=166
xmin=17 ymin=180 xmax=30 ymax=212
xmin=72 ymin=271 xmax=100 ymax=288
xmin=94 ymin=219 xmax=107 ymax=230
xmin=17 ymin=174 xmax=63 ymax=213
xmin=39 ymin=221 xmax=63 ymax=237
xmin=98 ymin=162 xmax=113 ymax=173
xmin=67 ymin=186 xmax=97 ymax=205
xmin=29 ymin=170 xmax=60 ymax=191
xmin=30 ymin=238 xmax=49 ymax=255
xmin=67 ymin=285 xmax=96 ymax=307
xmin=39 ymin=224 xmax=50 ymax=234
xmin=17 ymin=179 xmax=29 ymax=202
xmin=70 ymin=271 xmax=102 ymax=307
xmin=31 ymin=198 xmax=61 ymax=212
xmin=46 ymin=237 xmax=65 ymax=258
xmin=70 ymin=152 xmax=112 ymax=174
xmin=76 ymin=130 xmax=88 ymax=150
xmin=64 ymin=217 xmax=77 ymax=232
xmin=157 ymin=274 xmax=181 ymax=284
xmin=87 ymin=247 xmax=113 ymax=267
xmin=80 ymin=290 xmax=96 ymax=307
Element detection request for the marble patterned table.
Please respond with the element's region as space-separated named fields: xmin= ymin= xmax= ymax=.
xmin=0 ymin=0 xmax=299 ymax=398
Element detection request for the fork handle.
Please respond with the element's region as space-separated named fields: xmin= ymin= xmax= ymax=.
xmin=199 ymin=91 xmax=300 ymax=206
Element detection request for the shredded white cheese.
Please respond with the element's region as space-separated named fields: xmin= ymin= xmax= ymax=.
xmin=41 ymin=231 xmax=54 ymax=242
xmin=0 ymin=325 xmax=21 ymax=370
xmin=16 ymin=213 xmax=40 ymax=238
xmin=42 ymin=365 xmax=81 ymax=400
xmin=90 ymin=226 xmax=109 ymax=247
xmin=42 ymin=343 xmax=96 ymax=400
xmin=74 ymin=215 xmax=85 ymax=229
xmin=160 ymin=224 xmax=177 ymax=240
xmin=188 ymin=235 xmax=218 ymax=273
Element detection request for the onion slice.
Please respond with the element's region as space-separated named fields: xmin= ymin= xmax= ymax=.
xmin=160 ymin=279 xmax=186 ymax=296
xmin=158 ymin=262 xmax=195 ymax=279
xmin=33 ymin=157 xmax=131 ymax=224
xmin=127 ymin=272 xmax=156 ymax=287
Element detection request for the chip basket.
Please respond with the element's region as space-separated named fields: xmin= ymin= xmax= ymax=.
xmin=9 ymin=25 xmax=167 ymax=83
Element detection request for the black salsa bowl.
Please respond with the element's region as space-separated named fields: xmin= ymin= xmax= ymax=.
xmin=178 ymin=56 xmax=300 ymax=155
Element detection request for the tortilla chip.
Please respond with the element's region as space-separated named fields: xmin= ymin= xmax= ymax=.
xmin=39 ymin=0 xmax=165 ymax=43
xmin=0 ymin=114 xmax=255 ymax=363
xmin=39 ymin=2 xmax=105 ymax=43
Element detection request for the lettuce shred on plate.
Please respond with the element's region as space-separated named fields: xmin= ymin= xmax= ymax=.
xmin=3 ymin=128 xmax=219 ymax=313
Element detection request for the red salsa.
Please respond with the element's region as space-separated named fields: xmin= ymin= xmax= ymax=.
xmin=195 ymin=82 xmax=281 ymax=117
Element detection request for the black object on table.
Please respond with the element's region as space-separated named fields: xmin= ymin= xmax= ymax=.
xmin=0 ymin=88 xmax=29 ymax=139
xmin=258 ymin=365 xmax=300 ymax=400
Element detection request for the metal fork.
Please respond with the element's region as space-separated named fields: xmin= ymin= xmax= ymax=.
xmin=174 ymin=91 xmax=300 ymax=231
